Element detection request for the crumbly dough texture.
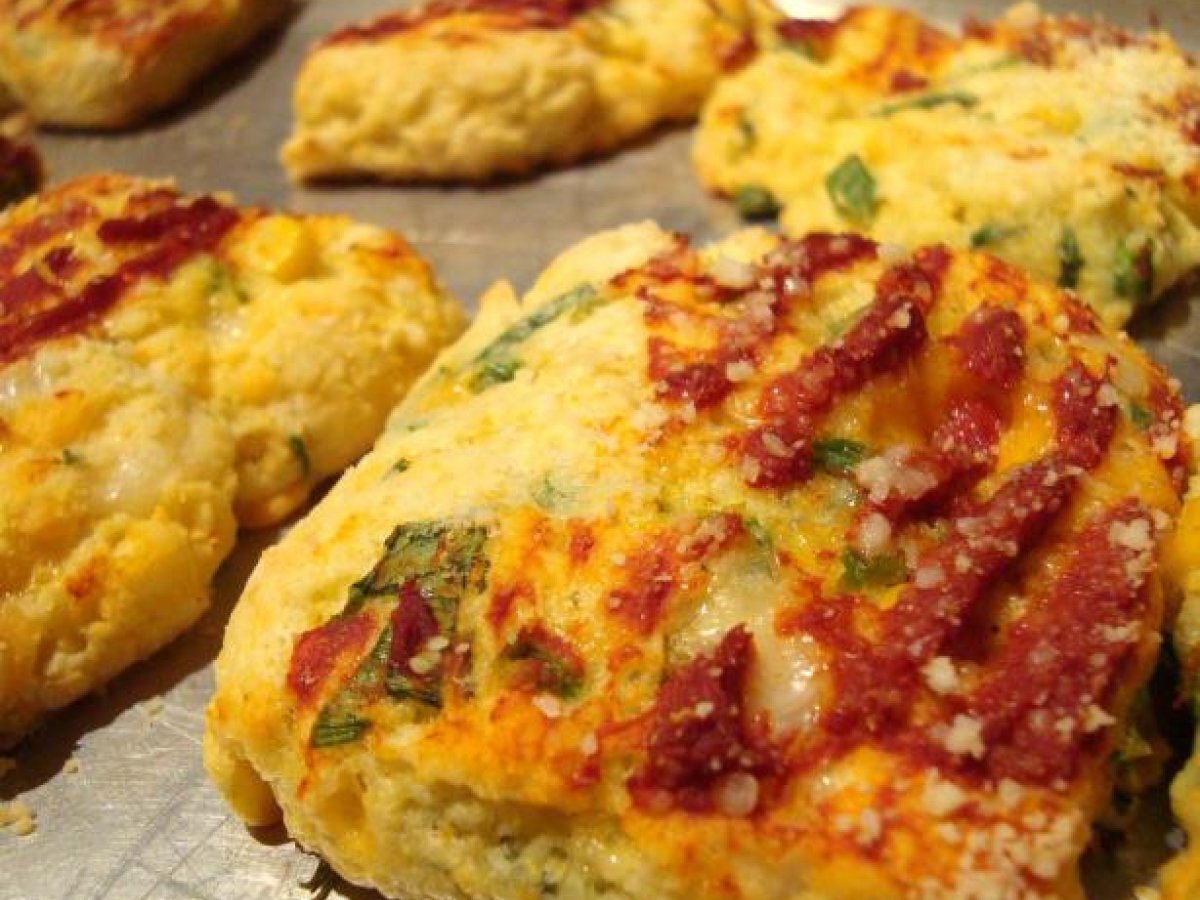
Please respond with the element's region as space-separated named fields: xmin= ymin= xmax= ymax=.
xmin=693 ymin=3 xmax=1200 ymax=328
xmin=283 ymin=0 xmax=755 ymax=182
xmin=0 ymin=0 xmax=290 ymax=128
xmin=207 ymin=221 xmax=1189 ymax=899
xmin=0 ymin=173 xmax=463 ymax=744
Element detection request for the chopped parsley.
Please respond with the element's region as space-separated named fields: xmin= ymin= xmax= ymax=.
xmin=875 ymin=91 xmax=978 ymax=117
xmin=812 ymin=438 xmax=869 ymax=474
xmin=736 ymin=110 xmax=757 ymax=151
xmin=1057 ymin=227 xmax=1083 ymax=289
xmin=1113 ymin=237 xmax=1155 ymax=305
xmin=288 ymin=434 xmax=312 ymax=478
xmin=825 ymin=154 xmax=879 ymax=224
xmin=59 ymin=448 xmax=83 ymax=465
xmin=841 ymin=548 xmax=908 ymax=591
xmin=1128 ymin=403 xmax=1153 ymax=431
xmin=392 ymin=458 xmax=411 ymax=474
xmin=734 ymin=184 xmax=780 ymax=221
xmin=310 ymin=709 xmax=370 ymax=748
xmin=532 ymin=475 xmax=574 ymax=512
xmin=503 ymin=628 xmax=584 ymax=699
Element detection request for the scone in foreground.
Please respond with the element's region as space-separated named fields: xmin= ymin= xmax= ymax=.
xmin=207 ymin=221 xmax=1191 ymax=898
xmin=0 ymin=174 xmax=463 ymax=745
xmin=283 ymin=0 xmax=755 ymax=183
xmin=694 ymin=3 xmax=1200 ymax=328
xmin=0 ymin=0 xmax=290 ymax=128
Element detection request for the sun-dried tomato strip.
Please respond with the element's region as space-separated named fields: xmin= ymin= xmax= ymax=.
xmin=287 ymin=612 xmax=376 ymax=707
xmin=947 ymin=305 xmax=1027 ymax=389
xmin=1052 ymin=361 xmax=1117 ymax=469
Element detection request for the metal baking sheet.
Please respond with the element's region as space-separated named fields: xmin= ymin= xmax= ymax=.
xmin=1 ymin=1 xmax=1199 ymax=898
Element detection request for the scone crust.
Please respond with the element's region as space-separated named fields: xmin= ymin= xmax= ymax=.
xmin=0 ymin=0 xmax=291 ymax=128
xmin=207 ymin=222 xmax=1188 ymax=899
xmin=693 ymin=4 xmax=1200 ymax=327
xmin=283 ymin=0 xmax=754 ymax=182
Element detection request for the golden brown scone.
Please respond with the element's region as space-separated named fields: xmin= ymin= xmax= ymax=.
xmin=693 ymin=3 xmax=1200 ymax=328
xmin=283 ymin=0 xmax=755 ymax=183
xmin=0 ymin=174 xmax=464 ymax=744
xmin=0 ymin=0 xmax=290 ymax=129
xmin=207 ymin=221 xmax=1189 ymax=898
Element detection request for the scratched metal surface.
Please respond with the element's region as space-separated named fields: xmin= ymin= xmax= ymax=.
xmin=0 ymin=0 xmax=1198 ymax=898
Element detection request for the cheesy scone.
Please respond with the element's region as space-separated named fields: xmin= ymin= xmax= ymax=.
xmin=0 ymin=174 xmax=463 ymax=743
xmin=207 ymin=223 xmax=1189 ymax=898
xmin=693 ymin=4 xmax=1200 ymax=328
xmin=0 ymin=0 xmax=290 ymax=129
xmin=282 ymin=0 xmax=755 ymax=183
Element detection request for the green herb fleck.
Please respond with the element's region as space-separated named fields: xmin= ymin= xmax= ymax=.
xmin=734 ymin=184 xmax=780 ymax=221
xmin=1057 ymin=227 xmax=1083 ymax=289
xmin=469 ymin=284 xmax=599 ymax=392
xmin=743 ymin=517 xmax=778 ymax=574
xmin=393 ymin=458 xmax=411 ymax=474
xmin=1113 ymin=238 xmax=1155 ymax=305
xmin=876 ymin=91 xmax=978 ymax=117
xmin=288 ymin=434 xmax=312 ymax=478
xmin=841 ymin=548 xmax=908 ymax=591
xmin=504 ymin=628 xmax=584 ymax=699
xmin=532 ymin=475 xmax=574 ymax=512
xmin=60 ymin=448 xmax=83 ymax=465
xmin=736 ymin=110 xmax=757 ymax=151
xmin=970 ymin=222 xmax=1023 ymax=249
xmin=208 ymin=261 xmax=249 ymax=304
xmin=812 ymin=438 xmax=869 ymax=474
xmin=1129 ymin=403 xmax=1153 ymax=431
xmin=825 ymin=154 xmax=879 ymax=224
xmin=310 ymin=709 xmax=370 ymax=748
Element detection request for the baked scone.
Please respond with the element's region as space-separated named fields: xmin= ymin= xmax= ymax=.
xmin=282 ymin=0 xmax=756 ymax=183
xmin=693 ymin=3 xmax=1200 ymax=328
xmin=206 ymin=222 xmax=1189 ymax=898
xmin=0 ymin=174 xmax=463 ymax=743
xmin=0 ymin=0 xmax=290 ymax=129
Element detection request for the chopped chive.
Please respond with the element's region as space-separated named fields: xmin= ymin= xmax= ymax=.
xmin=310 ymin=712 xmax=369 ymax=748
xmin=1129 ymin=403 xmax=1153 ymax=431
xmin=734 ymin=184 xmax=781 ymax=221
xmin=876 ymin=91 xmax=978 ymax=117
xmin=60 ymin=448 xmax=83 ymax=465
xmin=812 ymin=438 xmax=869 ymax=474
xmin=970 ymin=222 xmax=1023 ymax=249
xmin=1057 ymin=227 xmax=1083 ymax=289
xmin=841 ymin=548 xmax=908 ymax=591
xmin=1113 ymin=238 xmax=1154 ymax=305
xmin=473 ymin=356 xmax=521 ymax=390
xmin=288 ymin=434 xmax=312 ymax=478
xmin=392 ymin=458 xmax=411 ymax=474
xmin=825 ymin=155 xmax=879 ymax=224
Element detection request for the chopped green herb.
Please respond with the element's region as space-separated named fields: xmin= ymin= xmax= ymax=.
xmin=469 ymin=284 xmax=599 ymax=392
xmin=288 ymin=434 xmax=312 ymax=478
xmin=825 ymin=154 xmax=879 ymax=224
xmin=736 ymin=110 xmax=757 ymax=150
xmin=734 ymin=184 xmax=780 ymax=221
xmin=311 ymin=709 xmax=370 ymax=748
xmin=841 ymin=548 xmax=908 ymax=591
xmin=504 ymin=627 xmax=584 ymax=699
xmin=782 ymin=40 xmax=817 ymax=60
xmin=812 ymin=438 xmax=869 ymax=474
xmin=969 ymin=222 xmax=1023 ymax=249
xmin=876 ymin=91 xmax=978 ymax=117
xmin=743 ymin=517 xmax=778 ymax=574
xmin=208 ymin=262 xmax=249 ymax=304
xmin=1129 ymin=403 xmax=1153 ymax=431
xmin=59 ymin=448 xmax=83 ymax=465
xmin=532 ymin=475 xmax=574 ymax=512
xmin=392 ymin=458 xmax=411 ymax=474
xmin=1057 ymin=227 xmax=1083 ymax=289
xmin=1114 ymin=238 xmax=1154 ymax=305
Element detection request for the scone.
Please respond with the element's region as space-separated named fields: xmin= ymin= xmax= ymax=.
xmin=206 ymin=222 xmax=1189 ymax=898
xmin=693 ymin=3 xmax=1200 ymax=328
xmin=283 ymin=0 xmax=755 ymax=182
xmin=0 ymin=174 xmax=464 ymax=744
xmin=0 ymin=0 xmax=290 ymax=128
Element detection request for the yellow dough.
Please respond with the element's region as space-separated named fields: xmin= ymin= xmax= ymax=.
xmin=283 ymin=0 xmax=756 ymax=182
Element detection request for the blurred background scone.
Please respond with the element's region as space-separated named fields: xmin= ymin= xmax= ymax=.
xmin=283 ymin=0 xmax=756 ymax=182
xmin=0 ymin=0 xmax=291 ymax=128
xmin=207 ymin=221 xmax=1190 ymax=898
xmin=694 ymin=3 xmax=1200 ymax=327
xmin=0 ymin=173 xmax=464 ymax=744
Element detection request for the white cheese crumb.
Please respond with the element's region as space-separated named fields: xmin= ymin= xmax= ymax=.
xmin=532 ymin=694 xmax=563 ymax=719
xmin=710 ymin=254 xmax=757 ymax=290
xmin=715 ymin=772 xmax=760 ymax=817
xmin=878 ymin=242 xmax=909 ymax=265
xmin=922 ymin=657 xmax=961 ymax=695
xmin=1082 ymin=704 xmax=1116 ymax=733
xmin=922 ymin=777 xmax=969 ymax=817
xmin=1109 ymin=517 xmax=1153 ymax=553
xmin=942 ymin=714 xmax=986 ymax=759
xmin=856 ymin=512 xmax=892 ymax=556
xmin=579 ymin=731 xmax=598 ymax=756
xmin=725 ymin=360 xmax=755 ymax=383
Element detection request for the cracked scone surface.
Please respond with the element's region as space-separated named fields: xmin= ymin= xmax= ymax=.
xmin=283 ymin=0 xmax=754 ymax=183
xmin=693 ymin=3 xmax=1200 ymax=328
xmin=0 ymin=0 xmax=290 ymax=128
xmin=0 ymin=173 xmax=464 ymax=743
xmin=207 ymin=222 xmax=1189 ymax=898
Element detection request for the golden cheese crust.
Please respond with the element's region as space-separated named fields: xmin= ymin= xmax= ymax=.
xmin=206 ymin=221 xmax=1188 ymax=899
xmin=0 ymin=0 xmax=290 ymax=128
xmin=0 ymin=173 xmax=464 ymax=743
xmin=693 ymin=3 xmax=1200 ymax=328
xmin=282 ymin=0 xmax=755 ymax=183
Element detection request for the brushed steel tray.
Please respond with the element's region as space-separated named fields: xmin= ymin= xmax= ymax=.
xmin=1 ymin=1 xmax=1198 ymax=898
